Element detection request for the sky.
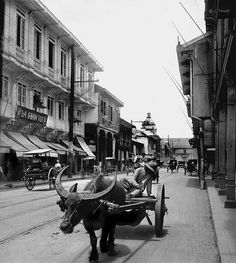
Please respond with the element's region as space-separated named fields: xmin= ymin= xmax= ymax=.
xmin=40 ymin=0 xmax=205 ymax=138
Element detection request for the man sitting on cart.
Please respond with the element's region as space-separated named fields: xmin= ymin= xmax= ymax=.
xmin=120 ymin=157 xmax=158 ymax=198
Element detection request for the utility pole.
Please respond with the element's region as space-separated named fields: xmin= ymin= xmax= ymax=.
xmin=68 ymin=45 xmax=75 ymax=178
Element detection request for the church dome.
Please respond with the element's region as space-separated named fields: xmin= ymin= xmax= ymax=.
xmin=142 ymin=113 xmax=156 ymax=127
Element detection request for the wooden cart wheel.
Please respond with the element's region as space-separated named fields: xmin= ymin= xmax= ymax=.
xmin=155 ymin=184 xmax=166 ymax=237
xmin=25 ymin=177 xmax=35 ymax=191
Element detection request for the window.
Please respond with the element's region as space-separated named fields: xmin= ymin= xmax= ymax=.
xmin=108 ymin=105 xmax=113 ymax=121
xmin=58 ymin=101 xmax=64 ymax=120
xmin=77 ymin=110 xmax=82 ymax=126
xmin=34 ymin=25 xmax=41 ymax=60
xmin=88 ymin=71 xmax=92 ymax=96
xmin=47 ymin=96 xmax=54 ymax=116
xmin=101 ymin=100 xmax=106 ymax=116
xmin=17 ymin=82 xmax=26 ymax=106
xmin=16 ymin=10 xmax=25 ymax=49
xmin=80 ymin=64 xmax=85 ymax=88
xmin=61 ymin=48 xmax=66 ymax=77
xmin=48 ymin=37 xmax=55 ymax=68
xmin=1 ymin=75 xmax=9 ymax=99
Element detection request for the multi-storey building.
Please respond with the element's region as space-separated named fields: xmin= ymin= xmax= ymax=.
xmin=85 ymin=84 xmax=124 ymax=170
xmin=117 ymin=118 xmax=134 ymax=171
xmin=177 ymin=0 xmax=236 ymax=207
xmin=0 ymin=0 xmax=103 ymax=179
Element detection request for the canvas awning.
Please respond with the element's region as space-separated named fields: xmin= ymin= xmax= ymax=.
xmin=76 ymin=136 xmax=95 ymax=158
xmin=6 ymin=131 xmax=39 ymax=151
xmin=0 ymin=132 xmax=28 ymax=156
xmin=44 ymin=142 xmax=68 ymax=155
xmin=27 ymin=135 xmax=57 ymax=155
xmin=61 ymin=140 xmax=86 ymax=156
xmin=23 ymin=148 xmax=58 ymax=158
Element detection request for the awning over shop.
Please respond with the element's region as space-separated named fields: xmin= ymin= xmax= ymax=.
xmin=6 ymin=131 xmax=39 ymax=151
xmin=76 ymin=136 xmax=95 ymax=158
xmin=52 ymin=143 xmax=69 ymax=152
xmin=23 ymin=148 xmax=58 ymax=158
xmin=27 ymin=135 xmax=49 ymax=149
xmin=44 ymin=142 xmax=68 ymax=155
xmin=0 ymin=132 xmax=28 ymax=156
xmin=61 ymin=140 xmax=86 ymax=156
xmin=27 ymin=135 xmax=57 ymax=156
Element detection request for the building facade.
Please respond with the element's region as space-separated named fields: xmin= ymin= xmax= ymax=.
xmin=160 ymin=138 xmax=197 ymax=163
xmin=0 ymin=0 xmax=103 ymax=178
xmin=132 ymin=113 xmax=161 ymax=160
xmin=177 ymin=0 xmax=236 ymax=207
xmin=85 ymin=84 xmax=124 ymax=170
xmin=117 ymin=118 xmax=134 ymax=171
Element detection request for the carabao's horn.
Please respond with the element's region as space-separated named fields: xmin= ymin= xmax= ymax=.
xmin=81 ymin=172 xmax=117 ymax=200
xmin=55 ymin=165 xmax=71 ymax=199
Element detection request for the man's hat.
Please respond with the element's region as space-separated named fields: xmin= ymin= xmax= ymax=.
xmin=144 ymin=163 xmax=155 ymax=174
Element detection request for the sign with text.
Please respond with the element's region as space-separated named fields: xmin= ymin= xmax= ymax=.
xmin=15 ymin=106 xmax=48 ymax=126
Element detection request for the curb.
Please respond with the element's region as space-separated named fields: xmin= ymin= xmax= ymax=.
xmin=205 ymin=178 xmax=222 ymax=263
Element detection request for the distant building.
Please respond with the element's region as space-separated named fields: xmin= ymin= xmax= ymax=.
xmin=85 ymin=84 xmax=124 ymax=167
xmin=161 ymin=138 xmax=197 ymax=163
xmin=132 ymin=113 xmax=161 ymax=159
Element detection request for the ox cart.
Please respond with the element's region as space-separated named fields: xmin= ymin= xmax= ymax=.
xmin=23 ymin=149 xmax=60 ymax=191
xmin=55 ymin=167 xmax=168 ymax=262
xmin=116 ymin=183 xmax=167 ymax=237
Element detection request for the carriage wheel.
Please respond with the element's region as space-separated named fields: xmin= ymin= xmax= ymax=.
xmin=155 ymin=184 xmax=166 ymax=237
xmin=25 ymin=177 xmax=35 ymax=191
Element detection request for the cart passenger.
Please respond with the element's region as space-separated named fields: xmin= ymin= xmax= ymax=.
xmin=120 ymin=157 xmax=158 ymax=198
xmin=30 ymin=154 xmax=42 ymax=170
xmin=41 ymin=158 xmax=49 ymax=171
xmin=55 ymin=160 xmax=61 ymax=170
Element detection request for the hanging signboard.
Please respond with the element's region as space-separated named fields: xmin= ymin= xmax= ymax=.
xmin=15 ymin=106 xmax=48 ymax=126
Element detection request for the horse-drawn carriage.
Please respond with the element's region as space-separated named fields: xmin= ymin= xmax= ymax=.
xmin=104 ymin=157 xmax=117 ymax=175
xmin=177 ymin=161 xmax=186 ymax=174
xmin=23 ymin=149 xmax=60 ymax=190
xmin=167 ymin=159 xmax=178 ymax=173
xmin=186 ymin=159 xmax=198 ymax=175
xmin=81 ymin=157 xmax=95 ymax=178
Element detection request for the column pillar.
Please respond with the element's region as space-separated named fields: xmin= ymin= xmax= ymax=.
xmin=217 ymin=108 xmax=226 ymax=195
xmin=225 ymin=75 xmax=236 ymax=207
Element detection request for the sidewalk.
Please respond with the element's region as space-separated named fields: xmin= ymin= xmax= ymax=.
xmin=0 ymin=173 xmax=88 ymax=191
xmin=205 ymin=176 xmax=236 ymax=263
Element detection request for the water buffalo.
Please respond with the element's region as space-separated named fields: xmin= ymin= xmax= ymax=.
xmin=55 ymin=166 xmax=129 ymax=262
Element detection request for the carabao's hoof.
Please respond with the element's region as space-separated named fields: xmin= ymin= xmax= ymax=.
xmin=89 ymin=250 xmax=99 ymax=262
xmin=107 ymin=249 xmax=117 ymax=257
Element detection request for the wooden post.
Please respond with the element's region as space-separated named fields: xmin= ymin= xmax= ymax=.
xmin=68 ymin=45 xmax=75 ymax=178
xmin=214 ymin=119 xmax=219 ymax=187
xmin=225 ymin=75 xmax=236 ymax=207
